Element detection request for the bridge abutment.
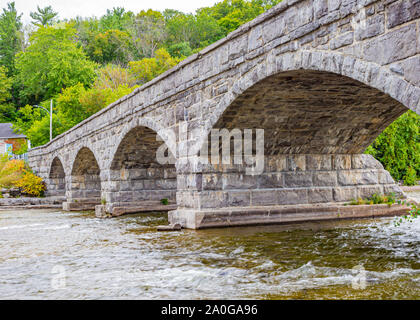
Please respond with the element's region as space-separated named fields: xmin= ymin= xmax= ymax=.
xmin=169 ymin=154 xmax=404 ymax=229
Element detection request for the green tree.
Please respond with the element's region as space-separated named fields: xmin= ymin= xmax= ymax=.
xmin=55 ymin=81 xmax=136 ymax=134
xmin=94 ymin=64 xmax=137 ymax=90
xmin=128 ymin=48 xmax=178 ymax=84
xmin=14 ymin=24 xmax=97 ymax=105
xmin=0 ymin=2 xmax=22 ymax=75
xmin=165 ymin=11 xmax=223 ymax=51
xmin=30 ymin=5 xmax=58 ymax=27
xmin=99 ymin=7 xmax=133 ymax=31
xmin=85 ymin=29 xmax=132 ymax=65
xmin=127 ymin=9 xmax=167 ymax=58
xmin=203 ymin=0 xmax=281 ymax=34
xmin=0 ymin=65 xmax=15 ymax=122
xmin=167 ymin=41 xmax=192 ymax=58
xmin=366 ymin=111 xmax=420 ymax=185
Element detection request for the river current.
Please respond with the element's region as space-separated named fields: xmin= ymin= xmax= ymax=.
xmin=0 ymin=192 xmax=419 ymax=299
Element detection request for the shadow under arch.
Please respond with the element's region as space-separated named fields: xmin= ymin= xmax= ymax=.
xmin=192 ymin=51 xmax=419 ymax=157
xmin=103 ymin=125 xmax=176 ymax=215
xmin=69 ymin=147 xmax=101 ymax=205
xmin=48 ymin=156 xmax=66 ymax=197
xmin=208 ymin=69 xmax=407 ymax=155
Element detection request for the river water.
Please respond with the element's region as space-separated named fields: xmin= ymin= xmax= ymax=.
xmin=0 ymin=193 xmax=419 ymax=299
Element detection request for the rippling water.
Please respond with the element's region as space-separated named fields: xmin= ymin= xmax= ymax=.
xmin=0 ymin=194 xmax=419 ymax=299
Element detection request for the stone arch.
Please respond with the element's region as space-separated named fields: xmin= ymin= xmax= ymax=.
xmin=102 ymin=124 xmax=176 ymax=215
xmin=69 ymin=146 xmax=101 ymax=204
xmin=171 ymin=50 xmax=409 ymax=224
xmin=107 ymin=117 xmax=177 ymax=170
xmin=47 ymin=156 xmax=66 ymax=197
xmin=192 ymin=50 xmax=419 ymax=156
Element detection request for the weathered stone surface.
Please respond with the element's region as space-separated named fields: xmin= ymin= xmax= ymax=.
xmin=395 ymin=56 xmax=420 ymax=86
xmin=330 ymin=31 xmax=353 ymax=49
xmin=26 ymin=0 xmax=419 ymax=228
xmin=386 ymin=0 xmax=420 ymax=29
xmin=363 ymin=23 xmax=417 ymax=65
xmin=333 ymin=187 xmax=357 ymax=202
xmin=308 ymin=188 xmax=334 ymax=203
xmin=313 ymin=171 xmax=337 ymax=186
xmin=355 ymin=14 xmax=385 ymax=41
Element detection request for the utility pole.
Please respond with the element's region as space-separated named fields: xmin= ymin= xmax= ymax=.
xmin=33 ymin=99 xmax=53 ymax=142
xmin=49 ymin=99 xmax=52 ymax=141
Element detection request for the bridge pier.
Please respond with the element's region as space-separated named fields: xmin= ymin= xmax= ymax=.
xmin=95 ymin=167 xmax=177 ymax=217
xmin=169 ymin=154 xmax=404 ymax=229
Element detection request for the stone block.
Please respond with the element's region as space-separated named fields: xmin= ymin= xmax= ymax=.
xmin=333 ymin=187 xmax=358 ymax=201
xmin=222 ymin=174 xmax=258 ymax=190
xmin=202 ymin=173 xmax=223 ymax=190
xmin=363 ymin=23 xmax=417 ymax=65
xmin=257 ymin=173 xmax=284 ymax=188
xmin=306 ymin=154 xmax=332 ymax=170
xmin=333 ymin=155 xmax=352 ymax=170
xmin=383 ymin=184 xmax=404 ymax=197
xmin=330 ymin=32 xmax=354 ymax=49
xmin=308 ymin=188 xmax=334 ymax=203
xmin=357 ymin=185 xmax=383 ymax=199
xmin=313 ymin=171 xmax=337 ymax=186
xmin=378 ymin=170 xmax=395 ymax=184
xmin=251 ymin=190 xmax=278 ymax=206
xmin=266 ymin=155 xmax=287 ymax=172
xmin=278 ymin=188 xmax=308 ymax=205
xmin=284 ymin=172 xmax=313 ymax=187
xmin=338 ymin=170 xmax=378 ymax=186
xmin=200 ymin=191 xmax=228 ymax=209
xmin=386 ymin=0 xmax=420 ymax=29
xmin=227 ymin=191 xmax=251 ymax=207
xmin=287 ymin=155 xmax=306 ymax=171
xmin=351 ymin=154 xmax=383 ymax=169
xmin=355 ymin=14 xmax=385 ymax=41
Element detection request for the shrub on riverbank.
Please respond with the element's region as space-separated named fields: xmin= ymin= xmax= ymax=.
xmin=0 ymin=154 xmax=46 ymax=197
xmin=348 ymin=193 xmax=396 ymax=207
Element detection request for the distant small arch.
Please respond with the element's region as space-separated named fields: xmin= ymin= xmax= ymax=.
xmin=48 ymin=156 xmax=66 ymax=197
xmin=70 ymin=147 xmax=101 ymax=203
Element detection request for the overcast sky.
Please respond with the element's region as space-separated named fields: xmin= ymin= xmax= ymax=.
xmin=6 ymin=0 xmax=220 ymax=24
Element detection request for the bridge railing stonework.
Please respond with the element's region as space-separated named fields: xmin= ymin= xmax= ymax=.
xmin=28 ymin=0 xmax=420 ymax=228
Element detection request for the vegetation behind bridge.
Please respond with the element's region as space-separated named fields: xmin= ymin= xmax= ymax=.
xmin=0 ymin=0 xmax=418 ymax=185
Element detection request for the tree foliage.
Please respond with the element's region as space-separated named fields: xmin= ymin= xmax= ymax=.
xmin=0 ymin=65 xmax=15 ymax=122
xmin=366 ymin=111 xmax=420 ymax=185
xmin=14 ymin=24 xmax=97 ymax=105
xmin=0 ymin=2 xmax=22 ymax=75
xmin=30 ymin=5 xmax=58 ymax=27
xmin=128 ymin=48 xmax=178 ymax=84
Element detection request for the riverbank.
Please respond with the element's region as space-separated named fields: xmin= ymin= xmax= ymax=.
xmin=0 ymin=196 xmax=65 ymax=210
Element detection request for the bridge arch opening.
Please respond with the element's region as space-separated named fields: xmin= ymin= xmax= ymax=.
xmin=209 ymin=69 xmax=408 ymax=155
xmin=48 ymin=157 xmax=66 ymax=197
xmin=70 ymin=147 xmax=101 ymax=205
xmin=186 ymin=69 xmax=407 ymax=213
xmin=105 ymin=126 xmax=176 ymax=215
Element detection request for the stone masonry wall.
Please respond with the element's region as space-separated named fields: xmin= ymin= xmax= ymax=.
xmin=176 ymin=154 xmax=401 ymax=210
xmin=25 ymin=0 xmax=420 ymax=224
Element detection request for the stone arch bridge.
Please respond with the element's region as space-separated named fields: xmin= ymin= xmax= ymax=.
xmin=28 ymin=0 xmax=420 ymax=229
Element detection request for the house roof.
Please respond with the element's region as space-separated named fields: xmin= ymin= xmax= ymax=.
xmin=0 ymin=123 xmax=26 ymax=139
